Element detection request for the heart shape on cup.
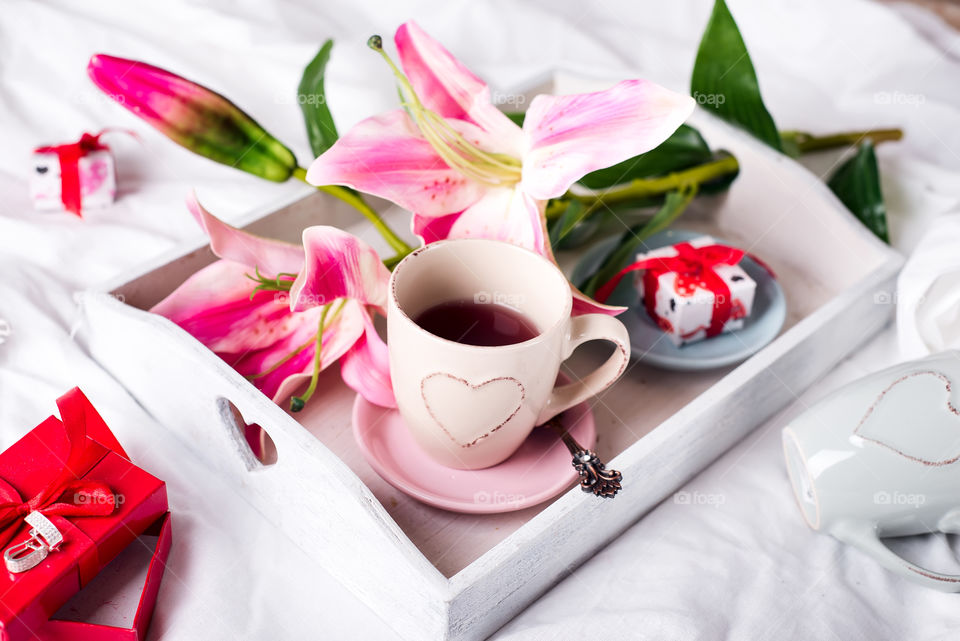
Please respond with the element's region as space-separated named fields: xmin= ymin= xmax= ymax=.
xmin=421 ymin=373 xmax=525 ymax=448
xmin=854 ymin=370 xmax=960 ymax=466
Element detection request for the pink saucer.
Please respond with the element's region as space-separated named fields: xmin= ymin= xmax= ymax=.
xmin=352 ymin=396 xmax=596 ymax=514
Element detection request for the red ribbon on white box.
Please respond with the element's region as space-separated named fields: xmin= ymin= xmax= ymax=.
xmin=596 ymin=241 xmax=746 ymax=338
xmin=33 ymin=129 xmax=136 ymax=217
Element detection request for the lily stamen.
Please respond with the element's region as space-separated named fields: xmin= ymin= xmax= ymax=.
xmin=368 ymin=35 xmax=522 ymax=187
xmin=247 ymin=297 xmax=349 ymax=390
xmin=289 ymin=298 xmax=347 ymax=412
xmin=247 ymin=334 xmax=315 ymax=381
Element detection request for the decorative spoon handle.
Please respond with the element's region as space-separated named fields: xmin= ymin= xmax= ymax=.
xmin=545 ymin=417 xmax=622 ymax=498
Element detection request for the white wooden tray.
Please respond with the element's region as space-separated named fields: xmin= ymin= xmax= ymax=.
xmin=77 ymin=74 xmax=903 ymax=640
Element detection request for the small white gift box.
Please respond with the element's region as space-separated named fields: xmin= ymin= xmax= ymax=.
xmin=30 ymin=133 xmax=117 ymax=216
xmin=635 ymin=235 xmax=757 ymax=346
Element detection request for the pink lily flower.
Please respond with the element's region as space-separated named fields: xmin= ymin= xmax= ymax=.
xmin=151 ymin=195 xmax=394 ymax=409
xmin=307 ymin=21 xmax=695 ymax=314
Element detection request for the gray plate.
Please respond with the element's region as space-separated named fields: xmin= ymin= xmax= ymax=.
xmin=571 ymin=229 xmax=787 ymax=371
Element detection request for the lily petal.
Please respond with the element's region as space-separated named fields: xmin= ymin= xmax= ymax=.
xmin=521 ymin=80 xmax=695 ymax=200
xmin=187 ymin=193 xmax=304 ymax=275
xmin=571 ymin=287 xmax=628 ymax=317
xmin=236 ymin=340 xmax=313 ymax=404
xmin=412 ymin=211 xmax=461 ymax=245
xmin=395 ymin=21 xmax=523 ymax=155
xmin=240 ymin=299 xmax=365 ymax=403
xmin=152 ymin=260 xmax=298 ymax=354
xmin=151 ymin=259 xmax=362 ymax=402
xmin=306 ymin=110 xmax=485 ymax=217
xmin=340 ymin=306 xmax=396 ymax=408
xmin=152 ymin=264 xmax=290 ymax=352
xmin=447 ymin=187 xmax=547 ymax=254
xmin=289 ymin=226 xmax=391 ymax=313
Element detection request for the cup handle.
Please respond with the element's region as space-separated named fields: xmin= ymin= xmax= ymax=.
xmin=535 ymin=313 xmax=630 ymax=425
xmin=940 ymin=509 xmax=960 ymax=534
xmin=831 ymin=519 xmax=960 ymax=592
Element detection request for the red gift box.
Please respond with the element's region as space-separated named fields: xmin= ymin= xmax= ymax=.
xmin=39 ymin=513 xmax=172 ymax=641
xmin=0 ymin=389 xmax=169 ymax=641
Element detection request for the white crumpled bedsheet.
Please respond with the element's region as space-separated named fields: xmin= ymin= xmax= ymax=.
xmin=1 ymin=1 xmax=959 ymax=639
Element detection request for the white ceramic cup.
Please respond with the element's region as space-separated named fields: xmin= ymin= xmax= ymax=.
xmin=782 ymin=351 xmax=960 ymax=591
xmin=387 ymin=239 xmax=630 ymax=470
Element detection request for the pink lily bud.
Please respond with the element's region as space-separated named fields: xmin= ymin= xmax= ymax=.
xmin=87 ymin=54 xmax=297 ymax=182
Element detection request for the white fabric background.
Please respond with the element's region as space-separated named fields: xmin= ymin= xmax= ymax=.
xmin=1 ymin=0 xmax=959 ymax=639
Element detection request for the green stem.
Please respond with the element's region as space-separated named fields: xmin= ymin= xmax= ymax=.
xmin=290 ymin=302 xmax=334 ymax=412
xmin=781 ymin=128 xmax=903 ymax=155
xmin=383 ymin=253 xmax=406 ymax=271
xmin=293 ymin=167 xmax=413 ymax=255
xmin=547 ymin=153 xmax=739 ymax=221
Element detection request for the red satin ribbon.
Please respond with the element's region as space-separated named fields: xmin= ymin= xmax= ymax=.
xmin=0 ymin=402 xmax=115 ymax=550
xmin=596 ymin=241 xmax=746 ymax=338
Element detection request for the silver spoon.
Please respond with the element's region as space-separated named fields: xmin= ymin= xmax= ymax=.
xmin=544 ymin=417 xmax=622 ymax=498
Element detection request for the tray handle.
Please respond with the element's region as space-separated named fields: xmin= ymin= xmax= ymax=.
xmin=215 ymin=397 xmax=279 ymax=471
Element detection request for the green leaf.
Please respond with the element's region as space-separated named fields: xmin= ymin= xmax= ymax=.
xmin=548 ymin=200 xmax=584 ymax=248
xmin=298 ymin=40 xmax=338 ymax=157
xmin=579 ymin=185 xmax=698 ymax=297
xmin=827 ymin=141 xmax=889 ymax=243
xmin=504 ymin=111 xmax=526 ymax=127
xmin=548 ymin=200 xmax=602 ymax=250
xmin=579 ymin=125 xmax=714 ymax=189
xmin=691 ymin=0 xmax=781 ymax=151
xmin=578 ymin=125 xmax=737 ymax=197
